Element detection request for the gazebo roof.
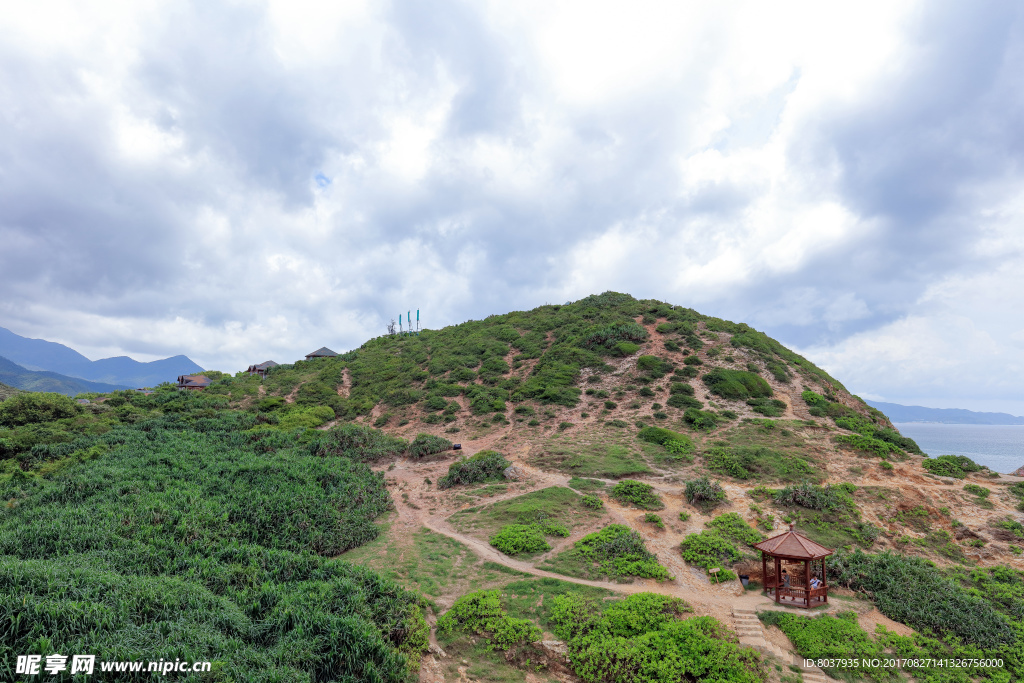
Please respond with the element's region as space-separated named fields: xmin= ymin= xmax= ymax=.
xmin=754 ymin=524 xmax=833 ymax=560
xmin=305 ymin=347 xmax=338 ymax=358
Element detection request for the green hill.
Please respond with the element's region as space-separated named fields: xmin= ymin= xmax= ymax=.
xmin=3 ymin=292 xmax=1022 ymax=683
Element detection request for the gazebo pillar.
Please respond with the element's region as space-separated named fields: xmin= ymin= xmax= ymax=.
xmin=774 ymin=556 xmax=781 ymax=604
xmin=804 ymin=559 xmax=811 ymax=608
xmin=761 ymin=551 xmax=767 ymax=596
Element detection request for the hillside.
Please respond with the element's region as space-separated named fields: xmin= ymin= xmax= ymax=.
xmin=0 ymin=381 xmax=21 ymax=401
xmin=0 ymin=325 xmax=203 ymax=387
xmin=2 ymin=292 xmax=1023 ymax=683
xmin=0 ymin=355 xmax=131 ymax=395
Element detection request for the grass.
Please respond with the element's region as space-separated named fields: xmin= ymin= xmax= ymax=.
xmin=703 ymin=444 xmax=824 ymax=484
xmin=533 ymin=441 xmax=651 ymax=478
xmin=342 ymin=525 xmax=513 ymax=598
xmin=567 ymin=476 xmax=606 ymax=491
xmin=449 ymin=486 xmax=604 ymax=539
xmin=502 ymin=577 xmax=615 ymax=628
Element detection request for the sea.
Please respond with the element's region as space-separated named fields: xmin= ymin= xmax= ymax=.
xmin=893 ymin=423 xmax=1024 ymax=474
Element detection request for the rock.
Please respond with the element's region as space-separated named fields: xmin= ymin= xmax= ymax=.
xmin=503 ymin=465 xmax=526 ymax=481
xmin=428 ymin=643 xmax=447 ymax=658
xmin=540 ymin=640 xmax=568 ymax=657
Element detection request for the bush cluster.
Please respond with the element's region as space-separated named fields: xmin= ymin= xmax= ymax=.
xmin=571 ymin=525 xmax=671 ymax=580
xmin=610 ymin=480 xmax=664 ymax=510
xmin=682 ymin=407 xmax=720 ymax=431
xmin=636 ymin=355 xmax=673 ymax=379
xmin=407 ymin=433 xmax=454 ymax=459
xmin=705 ymin=512 xmax=765 ymax=546
xmin=826 ymin=550 xmax=1014 ymax=650
xmin=550 ymin=592 xmax=762 ymax=683
xmin=679 ymin=530 xmax=742 ymax=571
xmin=489 ymin=524 xmax=553 ymax=556
xmin=922 ymin=454 xmax=984 ymax=478
xmin=307 ymin=423 xmax=408 ymax=462
xmin=746 ymin=398 xmax=786 ymax=417
xmin=685 ymin=476 xmax=726 ymax=510
xmin=437 ymin=590 xmax=541 ymax=651
xmin=773 ymin=482 xmax=855 ymax=511
xmin=704 ymin=445 xmax=819 ymax=483
xmin=702 ymin=369 xmax=772 ymax=401
xmin=438 ymin=450 xmax=511 ymax=489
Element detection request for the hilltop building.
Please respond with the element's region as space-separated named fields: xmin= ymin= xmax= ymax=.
xmin=176 ymin=374 xmax=212 ymax=391
xmin=246 ymin=361 xmax=279 ymax=378
xmin=304 ymin=347 xmax=338 ymax=360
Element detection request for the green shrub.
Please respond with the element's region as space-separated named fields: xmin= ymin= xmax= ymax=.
xmin=746 ymin=398 xmax=786 ymax=417
xmin=0 ymin=393 xmax=81 ymax=427
xmin=701 ymin=368 xmax=772 ymax=400
xmin=669 ymin=382 xmax=694 ymax=395
xmin=685 ymin=476 xmax=726 ymax=510
xmin=581 ymin=323 xmax=648 ymax=352
xmin=636 ymin=355 xmax=673 ymax=379
xmin=613 ymin=341 xmax=640 ymax=356
xmin=276 ymin=405 xmax=335 ymax=430
xmin=638 ymin=386 xmax=655 ymax=397
xmin=549 ymin=592 xmax=762 ymax=683
xmin=774 ymin=482 xmax=855 ymax=511
xmin=680 ymin=531 xmax=741 ymax=570
xmin=558 ymin=421 xmax=573 ymax=431
xmin=683 ymin=355 xmax=703 ymax=366
xmin=568 ymin=525 xmax=671 ymax=580
xmin=423 ymin=395 xmax=448 ymax=411
xmin=964 ymin=483 xmax=990 ymax=498
xmin=581 ymin=495 xmax=604 ymax=510
xmin=667 ymin=394 xmax=703 ymax=409
xmin=826 ymin=550 xmax=1014 ymax=650
xmin=637 ymin=425 xmax=687 ymax=446
xmin=603 ymin=400 xmax=617 ymax=410
xmin=438 ymin=450 xmax=511 ymax=489
xmin=437 ymin=590 xmax=541 ymax=651
xmin=644 ymin=513 xmax=665 ymax=529
xmin=489 ymin=524 xmax=551 ymax=556
xmin=757 ymin=611 xmax=887 ymax=681
xmin=682 ymin=408 xmax=720 ymax=431
xmin=834 ymin=433 xmax=901 ymax=458
xmin=706 ymin=512 xmax=764 ymax=546
xmin=674 ymin=366 xmax=698 ymax=379
xmin=407 ymin=433 xmax=454 ymax=458
xmin=678 ymin=511 xmax=690 ymax=522
xmin=922 ymin=454 xmax=984 ymax=478
xmin=610 ymin=480 xmax=664 ymax=510
xmin=307 ymin=423 xmax=408 ymax=462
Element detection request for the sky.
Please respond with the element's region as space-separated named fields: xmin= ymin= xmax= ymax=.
xmin=1 ymin=0 xmax=1023 ymax=414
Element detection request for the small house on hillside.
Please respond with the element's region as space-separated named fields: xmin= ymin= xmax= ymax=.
xmin=176 ymin=374 xmax=212 ymax=391
xmin=304 ymin=347 xmax=339 ymax=360
xmin=246 ymin=361 xmax=279 ymax=378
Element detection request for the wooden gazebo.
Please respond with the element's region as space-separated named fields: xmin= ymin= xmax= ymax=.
xmin=754 ymin=523 xmax=832 ymax=608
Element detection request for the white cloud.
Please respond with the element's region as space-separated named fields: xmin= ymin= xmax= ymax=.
xmin=0 ymin=0 xmax=1023 ymax=414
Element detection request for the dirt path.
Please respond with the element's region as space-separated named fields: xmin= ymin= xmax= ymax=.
xmin=380 ymin=454 xmax=829 ymax=626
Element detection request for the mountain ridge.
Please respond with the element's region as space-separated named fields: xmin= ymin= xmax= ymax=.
xmin=0 ymin=325 xmax=203 ymax=387
xmin=866 ymin=400 xmax=1024 ymax=425
xmin=0 ymin=355 xmax=131 ymax=395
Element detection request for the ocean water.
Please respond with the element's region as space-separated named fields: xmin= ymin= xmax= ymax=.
xmin=893 ymin=423 xmax=1024 ymax=474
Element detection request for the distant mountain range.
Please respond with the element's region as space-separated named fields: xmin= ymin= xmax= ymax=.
xmin=0 ymin=326 xmax=203 ymax=389
xmin=0 ymin=356 xmax=131 ymax=395
xmin=866 ymin=400 xmax=1024 ymax=425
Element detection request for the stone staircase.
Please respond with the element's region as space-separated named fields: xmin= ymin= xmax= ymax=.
xmin=732 ymin=608 xmax=831 ymax=682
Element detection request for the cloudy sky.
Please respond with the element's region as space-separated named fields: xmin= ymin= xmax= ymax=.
xmin=1 ymin=0 xmax=1023 ymax=414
